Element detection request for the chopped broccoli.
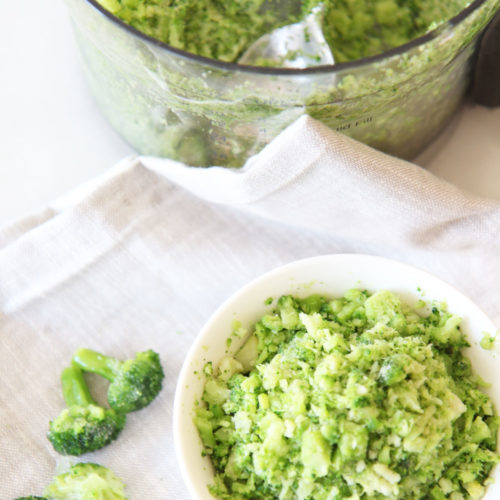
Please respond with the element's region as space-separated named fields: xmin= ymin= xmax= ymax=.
xmin=73 ymin=348 xmax=164 ymax=413
xmin=47 ymin=365 xmax=126 ymax=456
xmin=13 ymin=497 xmax=47 ymax=499
xmin=44 ymin=462 xmax=128 ymax=499
xmin=195 ymin=290 xmax=500 ymax=499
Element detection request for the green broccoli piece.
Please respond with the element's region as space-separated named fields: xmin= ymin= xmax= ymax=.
xmin=13 ymin=497 xmax=47 ymax=499
xmin=44 ymin=462 xmax=128 ymax=499
xmin=73 ymin=348 xmax=164 ymax=413
xmin=47 ymin=365 xmax=126 ymax=456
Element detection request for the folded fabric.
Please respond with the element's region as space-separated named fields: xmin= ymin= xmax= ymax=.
xmin=1 ymin=116 xmax=499 ymax=498
xmin=141 ymin=115 xmax=500 ymax=323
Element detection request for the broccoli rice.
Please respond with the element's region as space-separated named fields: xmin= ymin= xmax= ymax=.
xmin=195 ymin=289 xmax=499 ymax=499
xmin=96 ymin=0 xmax=471 ymax=64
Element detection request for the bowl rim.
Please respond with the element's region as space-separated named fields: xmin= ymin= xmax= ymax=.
xmin=81 ymin=0 xmax=493 ymax=76
xmin=173 ymin=253 xmax=499 ymax=500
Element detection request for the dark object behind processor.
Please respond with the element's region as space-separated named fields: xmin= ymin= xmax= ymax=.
xmin=471 ymin=11 xmax=500 ymax=107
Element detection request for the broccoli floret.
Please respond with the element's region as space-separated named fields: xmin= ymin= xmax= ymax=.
xmin=13 ymin=497 xmax=47 ymax=499
xmin=44 ymin=462 xmax=128 ymax=499
xmin=47 ymin=365 xmax=126 ymax=455
xmin=73 ymin=348 xmax=164 ymax=413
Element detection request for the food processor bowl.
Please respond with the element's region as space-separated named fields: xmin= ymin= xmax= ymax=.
xmin=64 ymin=0 xmax=500 ymax=167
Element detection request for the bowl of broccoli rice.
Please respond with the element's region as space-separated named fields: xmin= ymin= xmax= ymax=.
xmin=174 ymin=254 xmax=500 ymax=500
xmin=63 ymin=0 xmax=499 ymax=167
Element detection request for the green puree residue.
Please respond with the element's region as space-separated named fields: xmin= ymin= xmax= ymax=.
xmin=195 ymin=290 xmax=499 ymax=499
xmin=97 ymin=0 xmax=469 ymax=63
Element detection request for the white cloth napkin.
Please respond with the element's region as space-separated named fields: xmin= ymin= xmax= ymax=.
xmin=1 ymin=115 xmax=499 ymax=498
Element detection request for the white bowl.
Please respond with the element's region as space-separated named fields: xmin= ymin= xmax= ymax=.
xmin=173 ymin=254 xmax=500 ymax=500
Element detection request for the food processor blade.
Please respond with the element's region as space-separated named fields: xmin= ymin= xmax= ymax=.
xmin=238 ymin=4 xmax=334 ymax=68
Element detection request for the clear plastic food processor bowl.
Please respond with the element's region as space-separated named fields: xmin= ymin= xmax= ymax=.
xmin=65 ymin=0 xmax=500 ymax=167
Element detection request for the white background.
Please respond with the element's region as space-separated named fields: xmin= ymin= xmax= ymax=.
xmin=1 ymin=0 xmax=500 ymax=226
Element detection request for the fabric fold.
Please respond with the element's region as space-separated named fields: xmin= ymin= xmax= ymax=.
xmin=140 ymin=115 xmax=500 ymax=264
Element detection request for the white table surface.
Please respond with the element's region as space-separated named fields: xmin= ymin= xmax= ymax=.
xmin=1 ymin=0 xmax=500 ymax=227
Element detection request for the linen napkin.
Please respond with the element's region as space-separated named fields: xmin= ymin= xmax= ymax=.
xmin=2 ymin=115 xmax=500 ymax=498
